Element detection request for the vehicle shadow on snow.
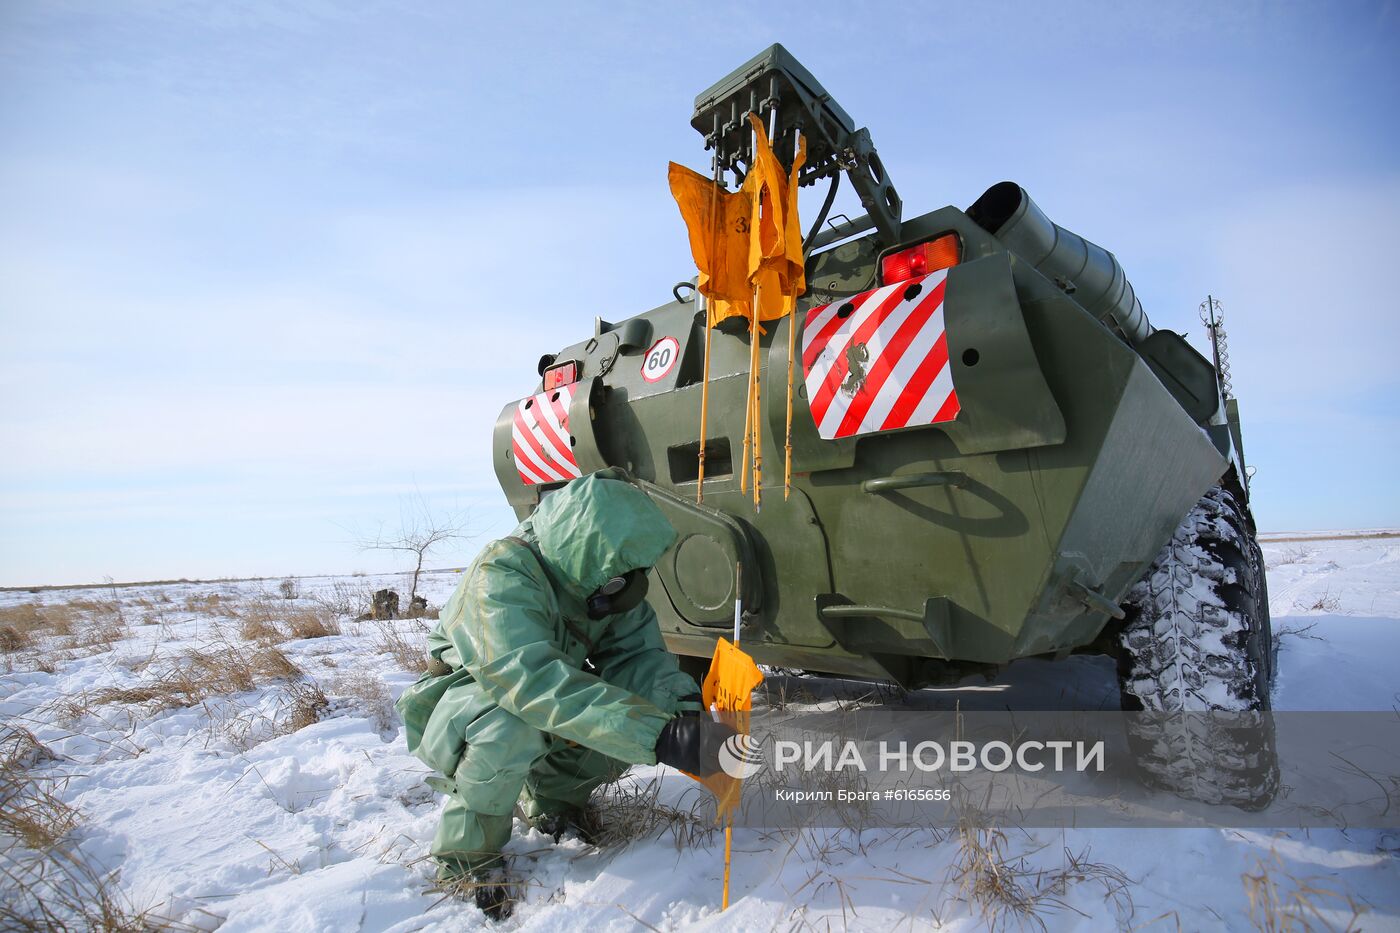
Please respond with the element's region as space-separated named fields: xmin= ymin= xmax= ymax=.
xmin=763 ymin=653 xmax=1123 ymax=712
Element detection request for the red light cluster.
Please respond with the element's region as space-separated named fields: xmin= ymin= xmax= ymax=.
xmin=881 ymin=234 xmax=961 ymax=284
xmin=543 ymin=361 xmax=578 ymax=390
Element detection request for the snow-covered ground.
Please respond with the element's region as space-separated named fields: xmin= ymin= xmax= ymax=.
xmin=2 ymin=538 xmax=1397 ymax=931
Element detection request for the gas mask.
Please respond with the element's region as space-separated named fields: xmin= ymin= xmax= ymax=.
xmin=585 ymin=568 xmax=649 ymax=620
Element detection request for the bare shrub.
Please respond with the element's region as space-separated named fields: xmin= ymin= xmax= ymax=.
xmin=284 ymin=607 xmax=340 ymax=641
xmin=358 ymin=492 xmax=469 ymax=607
xmin=1269 ymin=545 xmax=1316 ymax=568
xmin=328 ymin=672 xmax=395 ymax=732
xmin=1294 ymin=588 xmax=1342 ymax=613
xmin=373 ymin=621 xmax=429 ymax=673
xmin=277 ymin=578 xmax=299 ymax=600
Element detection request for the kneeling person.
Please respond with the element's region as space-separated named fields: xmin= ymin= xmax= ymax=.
xmin=396 ymin=470 xmax=734 ymax=919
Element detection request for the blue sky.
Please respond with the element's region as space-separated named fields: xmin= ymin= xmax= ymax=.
xmin=1 ymin=1 xmax=1397 ymax=586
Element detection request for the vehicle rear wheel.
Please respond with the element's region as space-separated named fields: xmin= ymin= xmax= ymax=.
xmin=1117 ymin=484 xmax=1279 ymax=809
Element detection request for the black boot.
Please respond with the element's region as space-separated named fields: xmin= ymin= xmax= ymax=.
xmin=436 ymin=858 xmax=516 ymax=921
xmin=532 ymin=806 xmax=603 ymax=845
xmin=470 ymin=864 xmax=516 ymax=922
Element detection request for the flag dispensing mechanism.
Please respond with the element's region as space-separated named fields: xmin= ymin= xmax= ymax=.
xmin=668 ymin=44 xmax=905 ymax=510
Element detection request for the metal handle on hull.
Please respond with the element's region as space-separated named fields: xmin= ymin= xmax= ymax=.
xmin=861 ymin=471 xmax=967 ymax=494
xmin=819 ymin=604 xmax=924 ymax=623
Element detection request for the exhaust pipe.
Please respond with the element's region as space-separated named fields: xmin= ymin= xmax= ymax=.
xmin=968 ymin=182 xmax=1153 ymax=347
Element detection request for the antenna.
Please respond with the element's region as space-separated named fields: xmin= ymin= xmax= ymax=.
xmin=1199 ymin=295 xmax=1232 ymax=400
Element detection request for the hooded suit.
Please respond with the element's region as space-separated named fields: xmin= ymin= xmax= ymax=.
xmin=395 ymin=471 xmax=701 ymax=875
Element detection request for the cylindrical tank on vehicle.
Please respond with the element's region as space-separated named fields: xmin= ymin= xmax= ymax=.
xmin=967 ymin=181 xmax=1153 ymax=347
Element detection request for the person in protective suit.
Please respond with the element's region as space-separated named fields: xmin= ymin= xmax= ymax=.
xmin=395 ymin=469 xmax=735 ymax=920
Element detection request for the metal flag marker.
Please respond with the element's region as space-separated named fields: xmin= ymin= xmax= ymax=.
xmin=721 ymin=562 xmax=740 ymax=910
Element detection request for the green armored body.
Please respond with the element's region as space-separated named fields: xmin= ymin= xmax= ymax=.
xmin=491 ymin=46 xmax=1274 ymax=804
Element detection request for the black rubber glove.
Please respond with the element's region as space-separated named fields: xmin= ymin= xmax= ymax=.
xmin=653 ymin=712 xmax=739 ymax=776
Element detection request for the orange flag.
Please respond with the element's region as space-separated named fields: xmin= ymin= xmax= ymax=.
xmin=689 ymin=637 xmax=764 ymax=819
xmin=667 ymin=114 xmax=806 ymax=331
xmin=667 ymin=162 xmax=753 ymax=325
xmin=741 ymin=112 xmax=807 ymax=324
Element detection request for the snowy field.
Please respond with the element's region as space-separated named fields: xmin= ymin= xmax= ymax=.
xmin=2 ymin=537 xmax=1398 ymax=931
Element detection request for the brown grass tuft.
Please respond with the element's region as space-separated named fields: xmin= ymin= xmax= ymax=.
xmin=1243 ymin=852 xmax=1365 ymax=932
xmin=0 ymin=724 xmax=173 ymax=930
xmin=0 ymin=726 xmax=78 ymax=874
xmin=0 ymin=603 xmax=80 ymax=653
xmin=591 ymin=774 xmax=716 ymax=850
xmin=184 ymin=643 xmax=301 ymax=692
xmin=284 ymin=607 xmax=340 ymax=641
xmin=278 ymin=680 xmax=329 ymax=734
xmin=239 ymin=616 xmax=285 ymax=644
xmin=0 ymin=624 xmax=31 ymax=653
xmin=91 ymin=642 xmax=305 ymax=715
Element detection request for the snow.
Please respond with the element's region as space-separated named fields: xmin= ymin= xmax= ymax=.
xmin=3 ymin=543 xmax=1398 ymax=931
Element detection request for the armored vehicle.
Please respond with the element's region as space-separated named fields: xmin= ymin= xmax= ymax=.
xmin=492 ymin=46 xmax=1275 ymax=803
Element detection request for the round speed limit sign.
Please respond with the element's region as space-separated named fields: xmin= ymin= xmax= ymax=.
xmin=641 ymin=336 xmax=680 ymax=383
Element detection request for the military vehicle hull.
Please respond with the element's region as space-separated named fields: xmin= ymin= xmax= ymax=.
xmin=492 ymin=46 xmax=1253 ymax=692
xmin=493 ymin=195 xmax=1239 ymax=687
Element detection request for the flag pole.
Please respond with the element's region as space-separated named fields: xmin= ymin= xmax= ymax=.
xmin=749 ymin=292 xmax=763 ymax=513
xmin=697 ymin=293 xmax=713 ymax=504
xmin=783 ymin=124 xmax=802 ymax=501
xmin=784 ymin=302 xmax=797 ymax=500
xmin=721 ymin=560 xmax=742 ymax=911
xmin=697 ymin=153 xmax=723 ymax=505
xmin=739 ymin=318 xmax=753 ymax=495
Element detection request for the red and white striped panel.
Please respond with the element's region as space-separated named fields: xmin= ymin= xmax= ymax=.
xmin=511 ymin=384 xmax=583 ymax=486
xmin=801 ymin=270 xmax=959 ymax=440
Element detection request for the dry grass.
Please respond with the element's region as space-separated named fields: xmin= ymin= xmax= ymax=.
xmin=0 ymin=602 xmax=94 ymax=654
xmin=90 ymin=642 xmax=303 ymax=716
xmin=945 ymin=817 xmax=1134 ymax=932
xmin=373 ymin=621 xmax=429 ymax=673
xmin=309 ymin=580 xmax=377 ymax=619
xmin=239 ymin=615 xmax=285 ymax=644
xmin=1243 ymin=853 xmax=1365 ymax=932
xmin=0 ymin=600 xmax=129 ymax=674
xmin=591 ymin=774 xmax=717 ymax=850
xmin=226 ymin=598 xmax=340 ymax=644
xmin=1294 ymin=588 xmax=1343 ymax=613
xmin=328 ymin=671 xmax=395 ymax=733
xmin=284 ymin=607 xmax=340 ymax=641
xmin=0 ymin=728 xmax=74 ymax=850
xmin=1269 ymin=545 xmax=1317 ymax=568
xmin=184 ymin=642 xmax=301 ymax=693
xmin=0 ymin=726 xmax=177 ymax=931
xmin=277 ymin=680 xmax=329 ymax=734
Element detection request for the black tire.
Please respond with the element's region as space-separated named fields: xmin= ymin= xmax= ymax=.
xmin=1117 ymin=485 xmax=1280 ymax=809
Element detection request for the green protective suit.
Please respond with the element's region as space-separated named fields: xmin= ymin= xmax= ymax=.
xmin=394 ymin=471 xmax=701 ymax=875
